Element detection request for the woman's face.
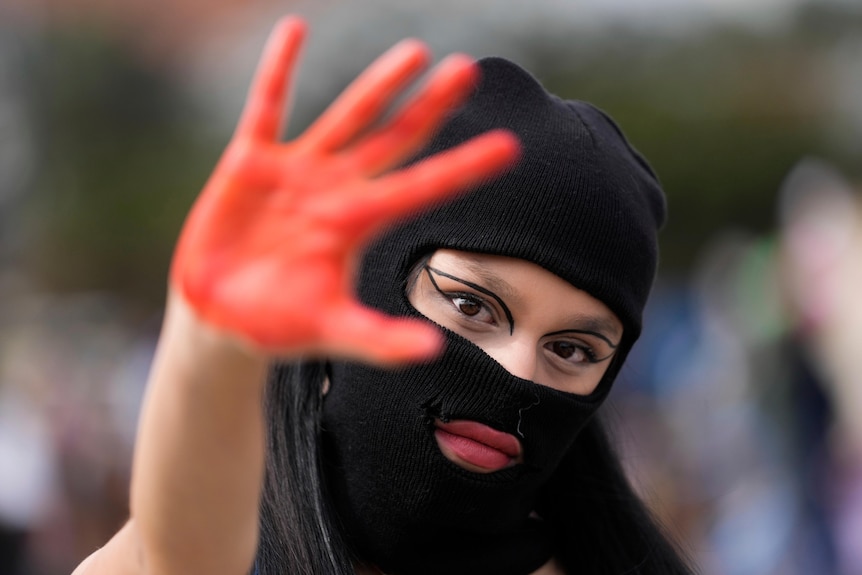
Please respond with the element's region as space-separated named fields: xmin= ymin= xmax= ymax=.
xmin=408 ymin=249 xmax=623 ymax=396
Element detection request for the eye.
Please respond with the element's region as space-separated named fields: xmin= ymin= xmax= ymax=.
xmin=449 ymin=293 xmax=495 ymax=324
xmin=452 ymin=296 xmax=482 ymax=316
xmin=545 ymin=340 xmax=598 ymax=365
xmin=419 ymin=265 xmax=512 ymax=333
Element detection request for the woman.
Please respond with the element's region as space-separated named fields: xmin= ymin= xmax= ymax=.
xmin=74 ymin=16 xmax=694 ymax=575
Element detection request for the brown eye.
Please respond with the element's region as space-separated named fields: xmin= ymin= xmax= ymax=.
xmin=551 ymin=341 xmax=577 ymax=359
xmin=548 ymin=341 xmax=594 ymax=363
xmin=453 ymin=296 xmax=482 ymax=317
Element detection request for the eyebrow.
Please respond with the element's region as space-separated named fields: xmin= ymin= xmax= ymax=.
xmin=455 ymin=257 xmax=623 ymax=345
xmin=457 ymin=259 xmax=519 ymax=302
xmin=424 ymin=266 xmax=516 ymax=335
xmin=546 ymin=315 xmax=621 ymax=349
xmin=424 ymin=258 xmax=623 ymax=347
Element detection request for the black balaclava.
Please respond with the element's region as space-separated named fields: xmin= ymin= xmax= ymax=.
xmin=321 ymin=57 xmax=666 ymax=575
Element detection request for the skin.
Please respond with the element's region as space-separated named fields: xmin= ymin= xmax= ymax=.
xmin=408 ymin=249 xmax=622 ymax=474
xmin=73 ymin=15 xmax=519 ymax=575
xmin=170 ymin=18 xmax=518 ymax=362
xmin=411 ymin=250 xmax=622 ymax=395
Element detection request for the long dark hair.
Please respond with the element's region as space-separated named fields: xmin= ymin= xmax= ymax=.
xmin=256 ymin=361 xmax=354 ymax=575
xmin=255 ymin=360 xmax=696 ymax=575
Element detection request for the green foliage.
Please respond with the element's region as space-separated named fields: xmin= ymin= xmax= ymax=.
xmin=22 ymin=29 xmax=218 ymax=307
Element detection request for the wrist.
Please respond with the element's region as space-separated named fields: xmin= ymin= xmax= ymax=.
xmin=161 ymin=289 xmax=270 ymax=387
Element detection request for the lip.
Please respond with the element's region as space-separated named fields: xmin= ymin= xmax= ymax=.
xmin=434 ymin=419 xmax=522 ymax=472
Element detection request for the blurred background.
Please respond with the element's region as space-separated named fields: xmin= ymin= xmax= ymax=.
xmin=0 ymin=0 xmax=860 ymax=573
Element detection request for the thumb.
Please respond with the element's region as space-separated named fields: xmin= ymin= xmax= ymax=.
xmin=320 ymin=304 xmax=443 ymax=365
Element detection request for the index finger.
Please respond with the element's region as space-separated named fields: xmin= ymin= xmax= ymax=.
xmin=299 ymin=39 xmax=430 ymax=153
xmin=234 ymin=16 xmax=307 ymax=142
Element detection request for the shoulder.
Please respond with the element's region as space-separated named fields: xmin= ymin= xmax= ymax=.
xmin=532 ymin=556 xmax=566 ymax=575
xmin=71 ymin=520 xmax=144 ymax=575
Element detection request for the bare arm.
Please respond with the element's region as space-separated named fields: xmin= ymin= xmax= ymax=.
xmin=129 ymin=296 xmax=268 ymax=575
xmin=73 ymin=14 xmax=518 ymax=575
xmin=74 ymin=299 xmax=268 ymax=575
xmin=72 ymin=521 xmax=143 ymax=575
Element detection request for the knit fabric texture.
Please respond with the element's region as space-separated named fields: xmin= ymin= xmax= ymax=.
xmin=322 ymin=57 xmax=668 ymax=573
xmin=359 ymin=56 xmax=666 ymax=364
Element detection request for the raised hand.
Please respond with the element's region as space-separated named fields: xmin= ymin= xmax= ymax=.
xmin=170 ymin=16 xmax=519 ymax=363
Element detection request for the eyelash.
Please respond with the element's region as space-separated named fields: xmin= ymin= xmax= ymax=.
xmin=445 ymin=291 xmax=497 ymax=324
xmin=544 ymin=340 xmax=600 ymax=365
xmin=444 ymin=291 xmax=601 ymax=365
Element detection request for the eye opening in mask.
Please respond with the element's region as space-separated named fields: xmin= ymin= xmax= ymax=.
xmin=403 ymin=249 xmax=622 ymax=396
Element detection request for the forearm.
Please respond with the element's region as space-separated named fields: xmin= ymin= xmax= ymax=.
xmin=130 ymin=293 xmax=270 ymax=575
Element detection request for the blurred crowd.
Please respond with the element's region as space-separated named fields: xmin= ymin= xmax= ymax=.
xmin=0 ymin=286 xmax=156 ymax=574
xmin=616 ymin=159 xmax=862 ymax=575
xmin=1 ymin=0 xmax=861 ymax=574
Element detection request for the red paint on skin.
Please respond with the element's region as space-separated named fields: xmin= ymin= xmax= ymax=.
xmin=167 ymin=17 xmax=519 ymax=362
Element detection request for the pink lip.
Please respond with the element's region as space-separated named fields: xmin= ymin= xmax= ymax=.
xmin=434 ymin=419 xmax=522 ymax=472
